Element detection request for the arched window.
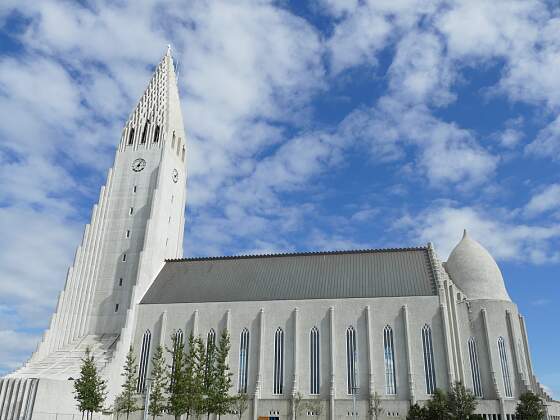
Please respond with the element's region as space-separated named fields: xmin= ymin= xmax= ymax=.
xmin=153 ymin=125 xmax=160 ymax=143
xmin=137 ymin=329 xmax=152 ymax=392
xmin=422 ymin=324 xmax=436 ymax=394
xmin=170 ymin=330 xmax=184 ymax=387
xmin=238 ymin=328 xmax=250 ymax=393
xmin=346 ymin=326 xmax=358 ymax=394
xmin=140 ymin=120 xmax=149 ymax=144
xmin=273 ymin=328 xmax=284 ymax=394
xmin=310 ymin=327 xmax=320 ymax=395
xmin=207 ymin=329 xmax=216 ymax=349
xmin=498 ymin=337 xmax=512 ymax=397
xmin=383 ymin=325 xmax=396 ymax=395
xmin=468 ymin=337 xmax=483 ymax=397
xmin=127 ymin=127 xmax=135 ymax=145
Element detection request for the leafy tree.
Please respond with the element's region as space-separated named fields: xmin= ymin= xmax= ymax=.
xmin=148 ymin=345 xmax=168 ymax=420
xmin=187 ymin=335 xmax=207 ymax=419
xmin=292 ymin=392 xmax=305 ymax=420
xmin=115 ymin=346 xmax=140 ymax=420
xmin=213 ymin=330 xmax=233 ymax=419
xmin=306 ymin=398 xmax=322 ymax=417
xmin=515 ymin=391 xmax=546 ymax=420
xmin=406 ymin=403 xmax=428 ymax=420
xmin=425 ymin=389 xmax=449 ymax=419
xmin=204 ymin=332 xmax=218 ymax=419
xmin=447 ymin=381 xmax=477 ymax=419
xmin=368 ymin=392 xmax=384 ymax=420
xmin=232 ymin=393 xmax=249 ymax=420
xmin=74 ymin=347 xmax=107 ymax=420
xmin=167 ymin=332 xmax=189 ymax=420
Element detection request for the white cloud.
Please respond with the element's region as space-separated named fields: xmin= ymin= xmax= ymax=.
xmin=0 ymin=330 xmax=41 ymax=375
xmin=400 ymin=205 xmax=560 ymax=263
xmin=526 ymin=115 xmax=560 ymax=159
xmin=525 ymin=184 xmax=560 ymax=217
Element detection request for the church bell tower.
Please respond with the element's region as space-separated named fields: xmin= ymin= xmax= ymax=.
xmin=0 ymin=47 xmax=187 ymax=419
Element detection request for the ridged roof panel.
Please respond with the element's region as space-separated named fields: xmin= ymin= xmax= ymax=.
xmin=141 ymin=247 xmax=437 ymax=304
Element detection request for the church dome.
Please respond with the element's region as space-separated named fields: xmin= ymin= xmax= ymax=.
xmin=445 ymin=230 xmax=511 ymax=301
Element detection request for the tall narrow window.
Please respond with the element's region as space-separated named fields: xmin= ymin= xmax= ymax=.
xmin=310 ymin=327 xmax=320 ymax=395
xmin=118 ymin=278 xmax=123 ymax=287
xmin=122 ymin=254 xmax=127 ymax=262
xmin=238 ymin=328 xmax=250 ymax=393
xmin=346 ymin=326 xmax=358 ymax=394
xmin=182 ymin=147 xmax=186 ymax=162
xmin=498 ymin=337 xmax=512 ymax=397
xmin=273 ymin=328 xmax=284 ymax=394
xmin=141 ymin=120 xmax=149 ymax=144
xmin=128 ymin=127 xmax=135 ymax=145
xmin=126 ymin=230 xmax=130 ymax=238
xmin=468 ymin=337 xmax=483 ymax=397
xmin=422 ymin=324 xmax=436 ymax=394
xmin=383 ymin=325 xmax=397 ymax=395
xmin=137 ymin=330 xmax=151 ymax=392
xmin=172 ymin=131 xmax=176 ymax=147
xmin=153 ymin=125 xmax=160 ymax=143
xmin=171 ymin=329 xmax=184 ymax=387
xmin=114 ymin=303 xmax=119 ymax=312
xmin=129 ymin=207 xmax=133 ymax=215
xmin=176 ymin=138 xmax=181 ymax=155
xmin=207 ymin=329 xmax=216 ymax=349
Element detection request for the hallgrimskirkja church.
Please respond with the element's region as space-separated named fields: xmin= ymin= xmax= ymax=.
xmin=0 ymin=48 xmax=559 ymax=420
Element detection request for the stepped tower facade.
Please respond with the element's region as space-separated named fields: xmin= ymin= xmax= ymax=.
xmin=0 ymin=47 xmax=187 ymax=419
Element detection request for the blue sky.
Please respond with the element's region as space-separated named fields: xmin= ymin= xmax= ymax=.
xmin=1 ymin=0 xmax=560 ymax=397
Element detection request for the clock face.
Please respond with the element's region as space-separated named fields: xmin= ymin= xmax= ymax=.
xmin=172 ymin=168 xmax=179 ymax=183
xmin=132 ymin=158 xmax=146 ymax=172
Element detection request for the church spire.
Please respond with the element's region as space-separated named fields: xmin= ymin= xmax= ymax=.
xmin=119 ymin=46 xmax=181 ymax=150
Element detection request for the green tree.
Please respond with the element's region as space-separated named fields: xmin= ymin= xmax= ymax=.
xmin=148 ymin=345 xmax=168 ymax=420
xmin=368 ymin=392 xmax=384 ymax=420
xmin=425 ymin=389 xmax=450 ymax=419
xmin=406 ymin=403 xmax=428 ymax=420
xmin=213 ymin=329 xmax=233 ymax=419
xmin=167 ymin=331 xmax=189 ymax=420
xmin=292 ymin=392 xmax=305 ymax=420
xmin=515 ymin=391 xmax=546 ymax=420
xmin=73 ymin=347 xmax=107 ymax=420
xmin=204 ymin=332 xmax=218 ymax=419
xmin=115 ymin=346 xmax=140 ymax=420
xmin=183 ymin=334 xmax=206 ymax=420
xmin=447 ymin=381 xmax=477 ymax=419
xmin=232 ymin=393 xmax=249 ymax=420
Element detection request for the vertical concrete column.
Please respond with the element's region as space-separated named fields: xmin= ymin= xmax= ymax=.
xmin=292 ymin=308 xmax=299 ymax=420
xmin=329 ymin=306 xmax=336 ymax=420
xmin=5 ymin=378 xmax=20 ymax=420
xmin=225 ymin=309 xmax=232 ymax=365
xmin=193 ymin=309 xmax=199 ymax=337
xmin=519 ymin=314 xmax=536 ymax=390
xmin=482 ymin=308 xmax=505 ymax=418
xmin=365 ymin=305 xmax=375 ymax=400
xmin=254 ymin=308 xmax=265 ymax=420
xmin=505 ymin=310 xmax=525 ymax=387
xmin=0 ymin=379 xmax=8 ymax=416
xmin=159 ymin=310 xmax=168 ymax=346
xmin=402 ymin=305 xmax=415 ymax=404
xmin=448 ymin=284 xmax=465 ymax=383
xmin=440 ymin=303 xmax=456 ymax=387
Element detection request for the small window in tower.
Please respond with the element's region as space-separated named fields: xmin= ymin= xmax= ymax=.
xmin=115 ymin=303 xmax=119 ymax=312
xmin=140 ymin=120 xmax=150 ymax=144
xmin=168 ymin=216 xmax=171 ymax=223
xmin=133 ymin=186 xmax=137 ymax=193
xmin=119 ymin=278 xmax=123 ymax=287
xmin=165 ymin=238 xmax=168 ymax=246
xmin=153 ymin=125 xmax=160 ymax=143
xmin=182 ymin=146 xmax=185 ymax=162
xmin=128 ymin=128 xmax=135 ymax=145
xmin=129 ymin=207 xmax=134 ymax=215
xmin=126 ymin=230 xmax=130 ymax=238
xmin=172 ymin=131 xmax=176 ymax=147
xmin=122 ymin=254 xmax=127 ymax=262
xmin=171 ymin=195 xmax=174 ymax=203
xmin=177 ymin=137 xmax=181 ymax=155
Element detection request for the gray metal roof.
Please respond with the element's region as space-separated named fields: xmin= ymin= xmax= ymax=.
xmin=140 ymin=247 xmax=437 ymax=304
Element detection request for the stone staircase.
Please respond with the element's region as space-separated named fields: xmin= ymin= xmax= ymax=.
xmin=9 ymin=334 xmax=119 ymax=380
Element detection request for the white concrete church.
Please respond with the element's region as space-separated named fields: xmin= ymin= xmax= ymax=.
xmin=1 ymin=48 xmax=559 ymax=420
